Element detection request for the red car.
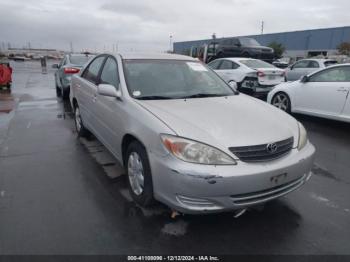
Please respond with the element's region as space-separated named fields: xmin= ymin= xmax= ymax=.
xmin=0 ymin=62 xmax=12 ymax=89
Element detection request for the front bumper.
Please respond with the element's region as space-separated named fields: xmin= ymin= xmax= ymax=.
xmin=149 ymin=142 xmax=315 ymax=214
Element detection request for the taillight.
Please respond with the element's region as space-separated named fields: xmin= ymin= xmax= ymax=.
xmin=64 ymin=67 xmax=80 ymax=74
xmin=257 ymin=71 xmax=265 ymax=77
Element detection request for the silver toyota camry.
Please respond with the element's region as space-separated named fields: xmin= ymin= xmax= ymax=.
xmin=70 ymin=53 xmax=315 ymax=215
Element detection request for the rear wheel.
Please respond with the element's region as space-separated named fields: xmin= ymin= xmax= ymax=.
xmin=62 ymin=87 xmax=70 ymax=100
xmin=74 ymin=105 xmax=89 ymax=137
xmin=126 ymin=141 xmax=155 ymax=207
xmin=272 ymin=92 xmax=291 ymax=113
xmin=56 ymin=84 xmax=62 ymax=97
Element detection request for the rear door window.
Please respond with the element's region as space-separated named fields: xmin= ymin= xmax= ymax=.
xmin=293 ymin=60 xmax=309 ymax=69
xmin=307 ymin=61 xmax=320 ymax=68
xmin=219 ymin=60 xmax=234 ymax=70
xmin=208 ymin=60 xmax=222 ymax=70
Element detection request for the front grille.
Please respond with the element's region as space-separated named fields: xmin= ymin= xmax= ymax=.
xmin=229 ymin=137 xmax=294 ymax=162
xmin=230 ymin=175 xmax=305 ymax=206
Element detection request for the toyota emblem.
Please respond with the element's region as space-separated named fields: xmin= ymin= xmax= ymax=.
xmin=266 ymin=143 xmax=278 ymax=154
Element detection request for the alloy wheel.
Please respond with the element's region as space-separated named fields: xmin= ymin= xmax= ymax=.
xmin=128 ymin=152 xmax=145 ymax=196
xmin=75 ymin=107 xmax=82 ymax=132
xmin=272 ymin=93 xmax=289 ymax=112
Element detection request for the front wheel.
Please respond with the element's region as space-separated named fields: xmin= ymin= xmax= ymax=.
xmin=271 ymin=92 xmax=291 ymax=113
xmin=126 ymin=141 xmax=155 ymax=207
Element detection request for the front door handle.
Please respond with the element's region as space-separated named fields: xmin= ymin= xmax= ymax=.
xmin=92 ymin=94 xmax=97 ymax=102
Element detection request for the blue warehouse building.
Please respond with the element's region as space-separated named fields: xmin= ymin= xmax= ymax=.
xmin=173 ymin=26 xmax=350 ymax=59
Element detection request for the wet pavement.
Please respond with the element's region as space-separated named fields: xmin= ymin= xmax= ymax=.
xmin=0 ymin=61 xmax=349 ymax=255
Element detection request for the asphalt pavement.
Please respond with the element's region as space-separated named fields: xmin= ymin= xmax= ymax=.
xmin=0 ymin=61 xmax=349 ymax=255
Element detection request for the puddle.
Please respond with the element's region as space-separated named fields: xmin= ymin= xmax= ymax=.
xmin=310 ymin=192 xmax=339 ymax=209
xmin=161 ymin=220 xmax=189 ymax=236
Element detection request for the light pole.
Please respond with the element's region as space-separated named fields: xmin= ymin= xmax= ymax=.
xmin=169 ymin=35 xmax=173 ymax=53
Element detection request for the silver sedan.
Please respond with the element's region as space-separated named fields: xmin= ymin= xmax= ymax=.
xmin=70 ymin=53 xmax=315 ymax=215
xmin=285 ymin=58 xmax=337 ymax=81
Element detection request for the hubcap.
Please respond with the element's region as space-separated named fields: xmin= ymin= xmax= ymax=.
xmin=128 ymin=152 xmax=144 ymax=196
xmin=273 ymin=94 xmax=289 ymax=111
xmin=75 ymin=107 xmax=82 ymax=132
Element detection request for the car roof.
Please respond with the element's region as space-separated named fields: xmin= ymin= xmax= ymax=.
xmin=322 ymin=63 xmax=350 ymax=68
xmin=300 ymin=58 xmax=337 ymax=62
xmin=68 ymin=53 xmax=94 ymax=57
xmin=111 ymin=52 xmax=196 ymax=61
xmin=218 ymin=57 xmax=261 ymax=63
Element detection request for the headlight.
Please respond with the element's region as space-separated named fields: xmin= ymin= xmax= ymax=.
xmin=161 ymin=134 xmax=236 ymax=165
xmin=298 ymin=122 xmax=308 ymax=150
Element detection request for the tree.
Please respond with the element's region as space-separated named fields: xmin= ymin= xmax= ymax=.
xmin=337 ymin=42 xmax=350 ymax=56
xmin=268 ymin=42 xmax=286 ymax=59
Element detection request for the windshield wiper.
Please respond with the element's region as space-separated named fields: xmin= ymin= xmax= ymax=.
xmin=136 ymin=95 xmax=174 ymax=100
xmin=180 ymin=93 xmax=231 ymax=99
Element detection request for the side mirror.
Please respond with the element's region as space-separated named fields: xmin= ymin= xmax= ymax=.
xmin=52 ymin=64 xmax=59 ymax=69
xmin=97 ymin=84 xmax=122 ymax=98
xmin=301 ymin=75 xmax=309 ymax=83
xmin=228 ymin=81 xmax=238 ymax=89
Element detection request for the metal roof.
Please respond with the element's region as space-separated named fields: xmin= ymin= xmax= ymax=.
xmin=174 ymin=26 xmax=350 ymax=53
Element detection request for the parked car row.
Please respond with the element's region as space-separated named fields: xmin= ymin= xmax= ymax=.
xmin=68 ymin=52 xmax=315 ymax=215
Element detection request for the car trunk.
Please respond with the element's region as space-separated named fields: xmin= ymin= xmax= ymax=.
xmin=256 ymin=68 xmax=285 ymax=86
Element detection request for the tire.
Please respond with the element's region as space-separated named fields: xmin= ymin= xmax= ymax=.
xmin=56 ymin=84 xmax=62 ymax=97
xmin=217 ymin=52 xmax=224 ymax=58
xmin=125 ymin=141 xmax=155 ymax=207
xmin=242 ymin=52 xmax=250 ymax=58
xmin=74 ymin=104 xmax=90 ymax=137
xmin=62 ymin=87 xmax=70 ymax=100
xmin=271 ymin=92 xmax=291 ymax=113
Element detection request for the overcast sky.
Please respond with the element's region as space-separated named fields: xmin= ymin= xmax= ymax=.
xmin=0 ymin=0 xmax=349 ymax=52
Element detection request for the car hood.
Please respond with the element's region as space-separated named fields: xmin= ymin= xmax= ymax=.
xmin=136 ymin=95 xmax=299 ymax=152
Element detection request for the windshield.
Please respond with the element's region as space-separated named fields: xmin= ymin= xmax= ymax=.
xmin=239 ymin=38 xmax=261 ymax=47
xmin=240 ymin=59 xmax=275 ymax=69
xmin=70 ymin=56 xmax=92 ymax=66
xmin=123 ymin=60 xmax=236 ymax=100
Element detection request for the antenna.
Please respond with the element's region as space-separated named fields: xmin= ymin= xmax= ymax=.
xmin=261 ymin=21 xmax=265 ymax=35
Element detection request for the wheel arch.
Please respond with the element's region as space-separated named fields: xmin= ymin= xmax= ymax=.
xmin=121 ymin=134 xmax=147 ymax=166
xmin=272 ymin=91 xmax=293 ymax=112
